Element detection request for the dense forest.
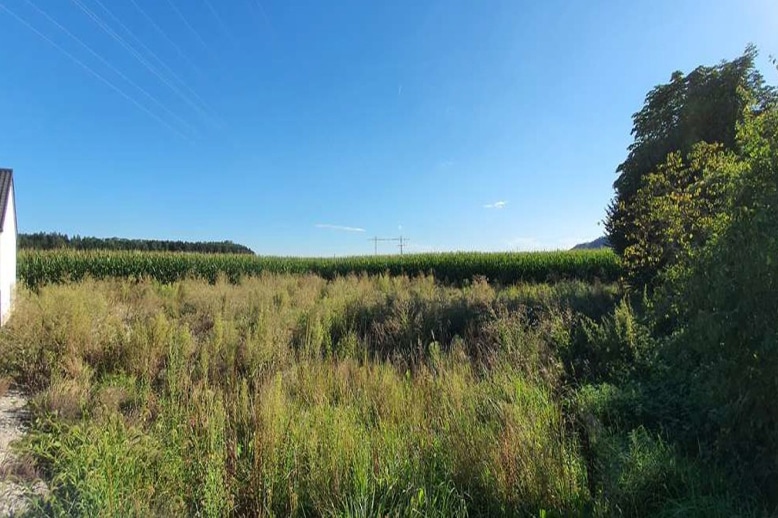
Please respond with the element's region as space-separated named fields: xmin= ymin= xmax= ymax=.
xmin=18 ymin=232 xmax=255 ymax=254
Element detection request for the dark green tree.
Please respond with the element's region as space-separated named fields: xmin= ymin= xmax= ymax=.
xmin=606 ymin=45 xmax=775 ymax=281
xmin=18 ymin=232 xmax=255 ymax=254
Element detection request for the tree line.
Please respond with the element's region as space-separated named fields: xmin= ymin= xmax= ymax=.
xmin=18 ymin=232 xmax=255 ymax=255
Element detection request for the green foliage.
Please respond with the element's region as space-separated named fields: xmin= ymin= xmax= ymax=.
xmin=606 ymin=63 xmax=778 ymax=503
xmin=24 ymin=416 xmax=189 ymax=516
xmin=596 ymin=46 xmax=778 ymax=510
xmin=566 ymin=299 xmax=653 ymax=384
xmin=606 ymin=45 xmax=776 ymax=258
xmin=655 ymin=107 xmax=778 ymax=498
xmin=573 ymin=386 xmax=759 ymax=517
xmin=18 ymin=249 xmax=621 ymax=288
xmin=622 ymin=143 xmax=743 ymax=287
xmin=0 ymin=271 xmax=768 ymax=515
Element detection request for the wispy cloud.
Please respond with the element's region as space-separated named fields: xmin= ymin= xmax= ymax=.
xmin=315 ymin=223 xmax=366 ymax=233
xmin=484 ymin=200 xmax=508 ymax=209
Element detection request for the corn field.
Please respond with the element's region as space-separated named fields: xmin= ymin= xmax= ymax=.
xmin=18 ymin=249 xmax=619 ymax=287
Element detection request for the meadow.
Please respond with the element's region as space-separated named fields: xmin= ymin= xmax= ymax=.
xmin=0 ymin=255 xmax=755 ymax=516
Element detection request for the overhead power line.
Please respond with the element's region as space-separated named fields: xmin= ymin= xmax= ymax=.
xmin=127 ymin=0 xmax=203 ymax=77
xmin=201 ymin=0 xmax=238 ymax=46
xmin=0 ymin=1 xmax=188 ymax=139
xmin=22 ymin=0 xmax=198 ymax=138
xmin=368 ymin=236 xmax=409 ymax=256
xmin=69 ymin=0 xmax=220 ymax=129
xmin=164 ymin=0 xmax=212 ymax=55
xmin=89 ymin=0 xmax=216 ymax=119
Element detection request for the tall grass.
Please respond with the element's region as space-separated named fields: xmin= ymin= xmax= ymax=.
xmin=0 ymin=275 xmax=611 ymax=516
xmin=0 ymin=274 xmax=754 ymax=516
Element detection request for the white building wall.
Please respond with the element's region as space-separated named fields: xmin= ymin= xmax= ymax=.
xmin=0 ymin=185 xmax=17 ymax=324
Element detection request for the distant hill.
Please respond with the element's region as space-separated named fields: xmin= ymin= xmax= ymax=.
xmin=19 ymin=232 xmax=255 ymax=255
xmin=571 ymin=236 xmax=610 ymax=250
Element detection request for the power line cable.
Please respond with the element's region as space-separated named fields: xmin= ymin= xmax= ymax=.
xmin=23 ymin=0 xmax=199 ymax=138
xmin=70 ymin=0 xmax=220 ymax=128
xmin=89 ymin=0 xmax=215 ymax=118
xmin=0 ymin=1 xmax=188 ymax=139
xmin=164 ymin=0 xmax=212 ymax=55
xmin=127 ymin=0 xmax=203 ymax=77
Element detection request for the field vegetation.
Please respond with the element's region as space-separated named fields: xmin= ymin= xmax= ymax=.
xmin=18 ymin=249 xmax=619 ymax=288
xmin=0 ymin=275 xmax=746 ymax=516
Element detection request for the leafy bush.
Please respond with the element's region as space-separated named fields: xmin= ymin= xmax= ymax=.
xmin=656 ymin=108 xmax=778 ymax=499
xmin=573 ymin=386 xmax=758 ymax=517
xmin=604 ymin=55 xmax=778 ymax=504
xmin=563 ymin=300 xmax=653 ymax=385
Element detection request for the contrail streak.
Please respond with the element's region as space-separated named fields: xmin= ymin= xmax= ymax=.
xmin=127 ymin=0 xmax=203 ymax=77
xmin=70 ymin=0 xmax=220 ymax=128
xmin=23 ymin=0 xmax=199 ymax=138
xmin=0 ymin=1 xmax=188 ymax=139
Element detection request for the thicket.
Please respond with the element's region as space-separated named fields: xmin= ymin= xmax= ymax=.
xmin=603 ymin=47 xmax=778 ymax=508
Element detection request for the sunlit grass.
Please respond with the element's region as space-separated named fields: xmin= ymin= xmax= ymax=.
xmin=0 ymin=275 xmax=609 ymax=516
xmin=0 ymin=274 xmax=750 ymax=516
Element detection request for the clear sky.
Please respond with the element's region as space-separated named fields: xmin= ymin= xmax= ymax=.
xmin=0 ymin=0 xmax=776 ymax=256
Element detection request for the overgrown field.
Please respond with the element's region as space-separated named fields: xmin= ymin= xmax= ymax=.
xmin=5 ymin=48 xmax=775 ymax=517
xmin=18 ymin=249 xmax=619 ymax=288
xmin=0 ymin=273 xmax=755 ymax=517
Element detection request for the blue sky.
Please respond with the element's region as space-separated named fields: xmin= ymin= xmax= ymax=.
xmin=0 ymin=0 xmax=776 ymax=256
